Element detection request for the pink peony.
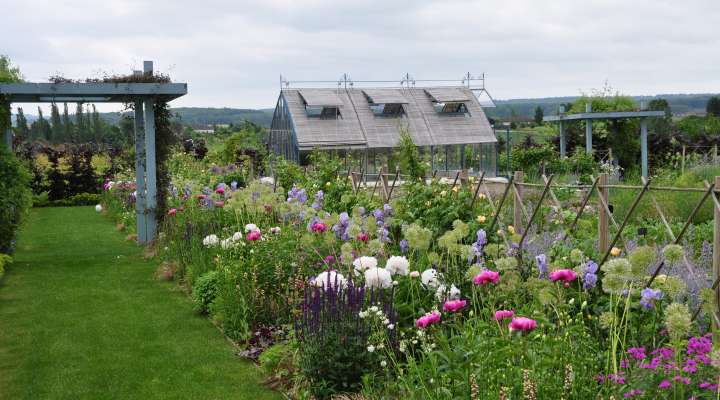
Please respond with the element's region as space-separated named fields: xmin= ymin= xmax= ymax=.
xmin=473 ymin=270 xmax=500 ymax=285
xmin=246 ymin=231 xmax=261 ymax=241
xmin=442 ymin=299 xmax=467 ymax=313
xmin=215 ymin=201 xmax=225 ymax=208
xmin=215 ymin=187 xmax=225 ymax=195
xmin=167 ymin=208 xmax=177 ymax=217
xmin=508 ymin=317 xmax=537 ymax=332
xmin=494 ymin=310 xmax=515 ymax=321
xmin=415 ymin=310 xmax=442 ymax=329
xmin=356 ymin=232 xmax=369 ymax=242
xmin=311 ymin=222 xmax=327 ymax=233
xmin=549 ymin=269 xmax=577 ymax=287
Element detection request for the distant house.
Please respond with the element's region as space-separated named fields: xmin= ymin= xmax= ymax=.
xmin=269 ymin=86 xmax=497 ymax=176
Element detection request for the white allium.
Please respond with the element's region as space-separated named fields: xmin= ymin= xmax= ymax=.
xmin=421 ymin=269 xmax=441 ymax=289
xmin=364 ymin=267 xmax=393 ymax=289
xmin=314 ymin=270 xmax=347 ymax=289
xmin=95 ymin=204 xmax=103 ymax=212
xmin=232 ymin=231 xmax=244 ymax=241
xmin=244 ymin=223 xmax=260 ymax=233
xmin=353 ymin=256 xmax=378 ymax=274
xmin=202 ymin=234 xmax=219 ymax=247
xmin=385 ymin=255 xmax=409 ymax=276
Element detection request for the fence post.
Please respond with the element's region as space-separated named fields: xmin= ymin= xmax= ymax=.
xmin=598 ymin=173 xmax=609 ymax=254
xmin=714 ymin=176 xmax=720 ymax=333
xmin=513 ymin=171 xmax=523 ymax=233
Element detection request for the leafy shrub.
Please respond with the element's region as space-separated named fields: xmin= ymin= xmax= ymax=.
xmin=0 ymin=254 xmax=12 ymax=281
xmin=34 ymin=192 xmax=101 ymax=207
xmin=191 ymin=270 xmax=219 ymax=314
xmin=0 ymin=147 xmax=32 ymax=254
xmin=395 ymin=128 xmax=427 ymax=179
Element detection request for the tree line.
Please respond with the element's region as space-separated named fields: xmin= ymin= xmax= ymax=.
xmin=14 ymin=103 xmax=134 ymax=148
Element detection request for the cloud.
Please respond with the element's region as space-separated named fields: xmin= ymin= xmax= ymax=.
xmin=2 ymin=0 xmax=719 ymax=111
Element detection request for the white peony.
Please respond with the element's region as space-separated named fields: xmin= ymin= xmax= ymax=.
xmin=421 ymin=268 xmax=441 ymax=289
xmin=314 ymin=270 xmax=347 ymax=289
xmin=385 ymin=255 xmax=409 ymax=276
xmin=202 ymin=234 xmax=219 ymax=247
xmin=95 ymin=204 xmax=103 ymax=212
xmin=244 ymin=223 xmax=260 ymax=233
xmin=232 ymin=231 xmax=244 ymax=241
xmin=353 ymin=256 xmax=378 ymax=274
xmin=364 ymin=267 xmax=393 ymax=289
xmin=435 ymin=284 xmax=461 ymax=301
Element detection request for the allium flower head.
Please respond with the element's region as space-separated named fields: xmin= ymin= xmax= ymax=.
xmin=664 ymin=302 xmax=691 ymax=340
xmin=662 ymin=244 xmax=684 ymax=264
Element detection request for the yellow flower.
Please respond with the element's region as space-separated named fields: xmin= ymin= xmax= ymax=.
xmin=478 ymin=193 xmax=486 ymax=200
xmin=452 ymin=186 xmax=459 ymax=193
xmin=440 ymin=190 xmax=447 ymax=196
xmin=476 ymin=215 xmax=487 ymax=223
xmin=508 ymin=225 xmax=515 ymax=235
xmin=326 ymin=181 xmax=331 ymax=187
xmin=610 ymin=247 xmax=621 ymax=257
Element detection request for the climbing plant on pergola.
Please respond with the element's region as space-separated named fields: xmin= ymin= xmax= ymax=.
xmin=0 ymin=61 xmax=187 ymax=244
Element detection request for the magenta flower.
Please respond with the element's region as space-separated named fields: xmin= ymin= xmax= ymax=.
xmin=494 ymin=310 xmax=515 ymax=321
xmin=508 ymin=317 xmax=537 ymax=332
xmin=246 ymin=231 xmax=261 ymax=241
xmin=215 ymin=187 xmax=225 ymax=195
xmin=658 ymin=380 xmax=671 ymax=389
xmin=311 ymin=222 xmax=327 ymax=233
xmin=473 ymin=270 xmax=500 ymax=285
xmin=356 ymin=232 xmax=369 ymax=242
xmin=549 ymin=269 xmax=577 ymax=287
xmin=167 ymin=208 xmax=177 ymax=216
xmin=627 ymin=347 xmax=646 ymax=360
xmin=215 ymin=200 xmax=225 ymax=208
xmin=415 ymin=311 xmax=441 ymax=329
xmin=442 ymin=299 xmax=467 ymax=313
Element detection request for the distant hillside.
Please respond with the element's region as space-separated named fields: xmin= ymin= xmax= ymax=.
xmin=97 ymin=107 xmax=275 ymax=128
xmin=486 ymin=93 xmax=719 ymax=120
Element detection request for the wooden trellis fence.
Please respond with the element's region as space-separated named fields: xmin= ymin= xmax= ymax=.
xmin=342 ymin=167 xmax=720 ymax=328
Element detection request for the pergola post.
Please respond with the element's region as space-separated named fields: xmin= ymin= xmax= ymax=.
xmin=585 ymin=103 xmax=593 ymax=154
xmin=133 ymin=95 xmax=148 ymax=244
xmin=143 ymin=61 xmax=158 ymax=243
xmin=640 ymin=102 xmax=649 ymax=179
xmin=559 ymin=120 xmax=565 ymax=158
xmin=4 ymin=108 xmax=12 ymax=150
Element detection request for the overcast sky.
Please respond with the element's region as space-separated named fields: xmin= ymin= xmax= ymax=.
xmin=3 ymin=0 xmax=720 ymax=112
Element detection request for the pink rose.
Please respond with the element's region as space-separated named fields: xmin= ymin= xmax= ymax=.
xmin=494 ymin=310 xmax=515 ymax=321
xmin=442 ymin=299 xmax=467 ymax=313
xmin=508 ymin=317 xmax=537 ymax=332
xmin=473 ymin=270 xmax=500 ymax=285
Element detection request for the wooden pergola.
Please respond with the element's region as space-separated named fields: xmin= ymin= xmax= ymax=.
xmin=0 ymin=61 xmax=187 ymax=245
xmin=544 ymin=103 xmax=664 ymax=178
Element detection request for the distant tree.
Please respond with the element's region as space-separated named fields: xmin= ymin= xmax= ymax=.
xmin=50 ymin=103 xmax=62 ymax=142
xmin=91 ymin=104 xmax=103 ymax=143
xmin=533 ymin=106 xmax=544 ymax=125
xmin=75 ymin=103 xmax=86 ymax=142
xmin=395 ymin=127 xmax=427 ymax=179
xmin=15 ymin=107 xmax=29 ymax=140
xmin=707 ymin=96 xmax=720 ymax=117
xmin=648 ymin=98 xmax=672 ymax=135
xmin=62 ymin=103 xmax=73 ymax=142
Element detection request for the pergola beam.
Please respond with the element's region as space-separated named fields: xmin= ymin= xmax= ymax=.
xmin=0 ymin=82 xmax=187 ymax=103
xmin=543 ymin=110 xmax=665 ymax=122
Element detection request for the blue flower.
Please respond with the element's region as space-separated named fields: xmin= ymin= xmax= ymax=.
xmin=536 ymin=254 xmax=548 ymax=279
xmin=640 ymin=288 xmax=663 ymax=309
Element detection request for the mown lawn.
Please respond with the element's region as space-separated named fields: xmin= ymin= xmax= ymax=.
xmin=0 ymin=207 xmax=280 ymax=400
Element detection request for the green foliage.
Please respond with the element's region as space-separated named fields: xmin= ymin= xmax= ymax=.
xmin=0 ymin=253 xmax=12 ymax=281
xmin=707 ymin=96 xmax=720 ymax=117
xmin=395 ymin=127 xmax=427 ymax=179
xmin=192 ymin=270 xmax=219 ymax=314
xmin=0 ymin=146 xmax=32 ymax=253
xmin=33 ymin=192 xmax=101 ymax=207
xmin=217 ymin=125 xmax=267 ymax=172
xmin=533 ymin=105 xmax=544 ymax=125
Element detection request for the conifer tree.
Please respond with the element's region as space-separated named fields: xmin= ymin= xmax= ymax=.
xmin=15 ymin=107 xmax=29 ymax=140
xmin=62 ymin=103 xmax=73 ymax=142
xmin=50 ymin=103 xmax=62 ymax=143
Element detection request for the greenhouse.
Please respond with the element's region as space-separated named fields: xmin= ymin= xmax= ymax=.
xmin=269 ymin=85 xmax=498 ymax=176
